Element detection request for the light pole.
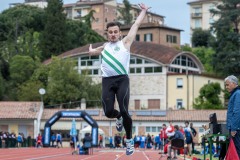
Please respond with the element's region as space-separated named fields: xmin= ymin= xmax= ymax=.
xmin=39 ymin=88 xmax=46 ymax=103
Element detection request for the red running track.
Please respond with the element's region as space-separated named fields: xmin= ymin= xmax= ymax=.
xmin=0 ymin=148 xmax=185 ymax=160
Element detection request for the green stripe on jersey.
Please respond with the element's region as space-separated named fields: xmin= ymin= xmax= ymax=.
xmin=103 ymin=50 xmax=127 ymax=74
xmin=102 ymin=55 xmax=122 ymax=74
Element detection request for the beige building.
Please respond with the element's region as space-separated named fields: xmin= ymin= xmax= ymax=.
xmin=0 ymin=102 xmax=43 ymax=139
xmin=167 ymin=73 xmax=225 ymax=110
xmin=188 ymin=0 xmax=221 ymax=40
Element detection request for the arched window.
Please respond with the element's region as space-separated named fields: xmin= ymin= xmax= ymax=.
xmin=169 ymin=55 xmax=200 ymax=73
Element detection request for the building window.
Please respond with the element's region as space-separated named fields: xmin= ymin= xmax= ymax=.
xmin=171 ymin=55 xmax=198 ymax=69
xmin=79 ymin=55 xmax=101 ymax=75
xmin=77 ymin=9 xmax=81 ymax=16
xmin=144 ymin=33 xmax=152 ymax=42
xmin=194 ymin=7 xmax=201 ymax=14
xmin=145 ymin=67 xmax=153 ymax=73
xmin=177 ymin=78 xmax=183 ymax=88
xmin=194 ymin=19 xmax=201 ymax=28
xmin=135 ymin=100 xmax=140 ymax=109
xmin=166 ymin=35 xmax=177 ymax=43
xmin=209 ymin=17 xmax=214 ymax=24
xmin=145 ymin=126 xmax=162 ymax=133
xmin=176 ymin=99 xmax=183 ymax=109
xmin=144 ymin=67 xmax=162 ymax=73
xmin=168 ymin=67 xmax=180 ymax=73
xmin=135 ymin=34 xmax=140 ymax=41
xmin=130 ymin=68 xmax=142 ymax=74
xmin=148 ymin=99 xmax=160 ymax=109
xmin=146 ymin=127 xmax=151 ymax=132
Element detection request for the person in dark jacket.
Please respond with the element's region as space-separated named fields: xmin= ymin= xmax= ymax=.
xmin=225 ymin=75 xmax=240 ymax=158
xmin=167 ymin=125 xmax=184 ymax=160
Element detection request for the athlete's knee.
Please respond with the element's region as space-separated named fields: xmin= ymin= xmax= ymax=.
xmin=120 ymin=110 xmax=129 ymax=117
xmin=104 ymin=109 xmax=115 ymax=118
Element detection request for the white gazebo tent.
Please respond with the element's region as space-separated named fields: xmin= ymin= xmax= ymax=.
xmin=80 ymin=125 xmax=105 ymax=147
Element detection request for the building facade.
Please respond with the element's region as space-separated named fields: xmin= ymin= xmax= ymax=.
xmin=63 ymin=0 xmax=182 ymax=47
xmin=120 ymin=23 xmax=182 ymax=48
xmin=188 ymin=0 xmax=221 ymax=41
xmin=167 ymin=73 xmax=225 ymax=110
xmin=44 ymin=41 xmax=226 ymax=111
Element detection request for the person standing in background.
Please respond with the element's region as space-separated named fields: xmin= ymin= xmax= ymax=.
xmin=190 ymin=122 xmax=197 ymax=154
xmin=225 ymin=75 xmax=240 ymax=158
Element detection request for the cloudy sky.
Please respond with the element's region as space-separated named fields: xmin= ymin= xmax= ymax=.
xmin=0 ymin=0 xmax=191 ymax=44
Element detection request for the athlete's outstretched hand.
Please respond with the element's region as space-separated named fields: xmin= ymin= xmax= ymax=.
xmin=89 ymin=44 xmax=95 ymax=54
xmin=88 ymin=44 xmax=104 ymax=55
xmin=138 ymin=3 xmax=151 ymax=11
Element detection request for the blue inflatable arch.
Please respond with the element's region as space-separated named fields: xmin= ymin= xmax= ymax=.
xmin=43 ymin=110 xmax=98 ymax=147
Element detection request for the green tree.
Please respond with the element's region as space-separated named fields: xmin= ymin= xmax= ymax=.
xmin=7 ymin=55 xmax=37 ymax=100
xmin=17 ymin=64 xmax=48 ymax=101
xmin=65 ymin=20 xmax=105 ymax=50
xmin=31 ymin=64 xmax=49 ymax=87
xmin=81 ymin=10 xmax=95 ymax=28
xmin=46 ymin=57 xmax=101 ymax=108
xmin=194 ymin=82 xmax=223 ymax=109
xmin=0 ymin=5 xmax=45 ymax=62
xmin=192 ymin=47 xmax=215 ymax=73
xmin=118 ymin=0 xmax=133 ymax=25
xmin=181 ymin=44 xmax=192 ymax=52
xmin=18 ymin=80 xmax=44 ymax=101
xmin=0 ymin=73 xmax=5 ymax=100
xmin=9 ymin=55 xmax=37 ymax=86
xmin=210 ymin=0 xmax=240 ymax=76
xmin=0 ymin=5 xmax=45 ymax=42
xmin=41 ymin=0 xmax=67 ymax=59
xmin=0 ymin=55 xmax=10 ymax=80
xmin=192 ymin=28 xmax=214 ymax=47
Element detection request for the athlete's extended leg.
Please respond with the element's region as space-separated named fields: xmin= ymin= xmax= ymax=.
xmin=116 ymin=76 xmax=132 ymax=139
xmin=116 ymin=75 xmax=134 ymax=155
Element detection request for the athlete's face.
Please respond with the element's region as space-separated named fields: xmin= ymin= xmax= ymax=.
xmin=107 ymin=25 xmax=121 ymax=42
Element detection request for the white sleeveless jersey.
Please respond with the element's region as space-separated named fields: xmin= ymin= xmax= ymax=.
xmin=101 ymin=40 xmax=130 ymax=77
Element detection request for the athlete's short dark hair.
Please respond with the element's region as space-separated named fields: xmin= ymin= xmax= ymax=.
xmin=106 ymin=22 xmax=121 ymax=30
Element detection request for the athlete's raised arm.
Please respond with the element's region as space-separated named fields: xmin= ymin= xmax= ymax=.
xmin=122 ymin=3 xmax=150 ymax=50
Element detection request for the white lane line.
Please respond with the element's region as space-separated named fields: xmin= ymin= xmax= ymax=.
xmin=114 ymin=152 xmax=125 ymax=160
xmin=142 ymin=151 xmax=150 ymax=160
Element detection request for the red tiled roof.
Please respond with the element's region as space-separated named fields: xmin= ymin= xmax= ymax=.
xmin=0 ymin=102 xmax=41 ymax=119
xmin=41 ymin=109 xmax=227 ymax=122
xmin=120 ymin=23 xmax=183 ymax=31
xmin=43 ymin=41 xmax=180 ymax=66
